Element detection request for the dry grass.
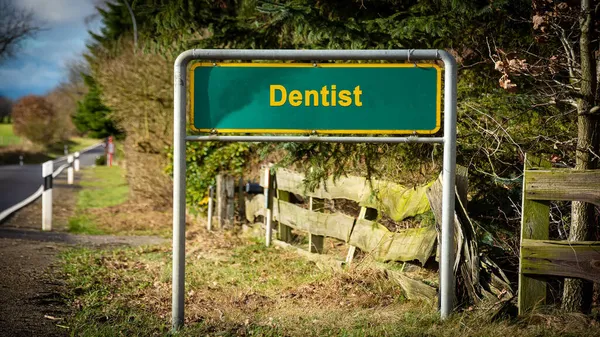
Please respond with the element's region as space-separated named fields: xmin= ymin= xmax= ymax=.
xmin=60 ymin=224 xmax=600 ymax=336
xmin=88 ymin=202 xmax=172 ymax=236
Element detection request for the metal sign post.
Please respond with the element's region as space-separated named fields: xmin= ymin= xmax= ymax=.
xmin=173 ymin=49 xmax=457 ymax=330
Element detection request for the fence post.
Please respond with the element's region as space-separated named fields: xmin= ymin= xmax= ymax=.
xmin=67 ymin=155 xmax=74 ymax=185
xmin=207 ymin=185 xmax=214 ymax=231
xmin=277 ymin=189 xmax=293 ymax=242
xmin=346 ymin=207 xmax=377 ymax=265
xmin=308 ymin=196 xmax=324 ymax=254
xmin=518 ymin=154 xmax=551 ymax=314
xmin=42 ymin=161 xmax=53 ymax=231
xmin=264 ymin=167 xmax=273 ymax=246
xmin=216 ymin=174 xmax=235 ymax=228
xmin=238 ymin=177 xmax=245 ymax=223
xmin=74 ymin=152 xmax=80 ymax=172
xmin=19 ymin=154 xmax=23 ymax=166
xmin=63 ymin=144 xmax=68 ymax=155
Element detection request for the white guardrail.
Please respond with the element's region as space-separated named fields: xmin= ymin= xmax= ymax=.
xmin=0 ymin=143 xmax=103 ymax=223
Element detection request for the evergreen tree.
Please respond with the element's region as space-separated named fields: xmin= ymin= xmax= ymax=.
xmin=73 ymin=74 xmax=119 ymax=138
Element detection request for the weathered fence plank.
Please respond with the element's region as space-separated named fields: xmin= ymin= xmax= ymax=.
xmin=427 ymin=167 xmax=513 ymax=305
xmin=518 ymin=154 xmax=551 ymax=314
xmin=346 ymin=207 xmax=377 ymax=265
xmin=275 ymin=168 xmax=367 ymax=202
xmin=275 ymin=168 xmax=432 ymax=221
xmin=521 ymin=239 xmax=600 ymax=283
xmin=275 ymin=199 xmax=355 ymax=242
xmin=525 ymin=169 xmax=600 ymax=206
xmin=244 ymin=195 xmax=438 ymax=265
xmin=245 ymin=194 xmax=265 ymax=222
xmin=348 ymin=219 xmax=436 ymax=265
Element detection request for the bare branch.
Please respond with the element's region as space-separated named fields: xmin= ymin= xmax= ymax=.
xmin=0 ymin=0 xmax=42 ymax=62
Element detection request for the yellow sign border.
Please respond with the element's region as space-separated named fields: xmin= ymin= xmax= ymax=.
xmin=189 ymin=62 xmax=442 ymax=135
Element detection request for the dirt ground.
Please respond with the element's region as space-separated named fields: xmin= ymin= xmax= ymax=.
xmin=0 ymin=172 xmax=166 ymax=336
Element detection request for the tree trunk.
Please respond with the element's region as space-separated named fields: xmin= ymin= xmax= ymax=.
xmin=562 ymin=0 xmax=598 ymax=313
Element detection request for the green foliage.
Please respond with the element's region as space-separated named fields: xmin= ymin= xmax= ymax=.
xmin=167 ymin=141 xmax=254 ymax=211
xmin=95 ymin=155 xmax=106 ymax=166
xmin=83 ymin=0 xmax=573 ymax=259
xmin=74 ymin=75 xmax=120 ymax=138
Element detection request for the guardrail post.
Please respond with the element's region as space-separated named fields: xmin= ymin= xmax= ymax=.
xmin=42 ymin=161 xmax=53 ymax=231
xmin=74 ymin=152 xmax=80 ymax=172
xmin=19 ymin=154 xmax=23 ymax=166
xmin=67 ymin=155 xmax=74 ymax=185
xmin=207 ymin=185 xmax=214 ymax=231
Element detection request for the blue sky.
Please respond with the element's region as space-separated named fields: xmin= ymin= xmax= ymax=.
xmin=0 ymin=0 xmax=102 ymax=100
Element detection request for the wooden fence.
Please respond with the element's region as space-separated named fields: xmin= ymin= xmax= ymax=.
xmin=213 ymin=166 xmax=513 ymax=306
xmin=245 ymin=167 xmax=440 ymax=265
xmin=518 ymin=154 xmax=600 ymax=314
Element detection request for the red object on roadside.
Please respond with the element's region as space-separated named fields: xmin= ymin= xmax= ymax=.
xmin=107 ymin=136 xmax=115 ymax=167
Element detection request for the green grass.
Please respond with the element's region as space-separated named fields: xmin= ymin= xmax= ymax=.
xmin=68 ymin=215 xmax=105 ymax=235
xmin=0 ymin=124 xmax=21 ymax=146
xmin=78 ymin=166 xmax=129 ymax=207
xmin=59 ymin=234 xmax=600 ymax=337
xmin=68 ymin=166 xmax=129 ymax=234
xmin=77 ymin=166 xmax=129 ymax=209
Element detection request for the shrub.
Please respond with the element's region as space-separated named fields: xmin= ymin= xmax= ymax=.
xmin=11 ymin=95 xmax=62 ymax=146
xmin=95 ymin=155 xmax=106 ymax=166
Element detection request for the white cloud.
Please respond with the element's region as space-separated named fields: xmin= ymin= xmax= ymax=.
xmin=15 ymin=0 xmax=96 ymax=24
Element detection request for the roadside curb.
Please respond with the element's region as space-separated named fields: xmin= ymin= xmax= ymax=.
xmin=0 ymin=142 xmax=103 ymax=223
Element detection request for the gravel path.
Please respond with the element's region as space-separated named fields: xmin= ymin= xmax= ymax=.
xmin=0 ymin=169 xmax=168 ymax=336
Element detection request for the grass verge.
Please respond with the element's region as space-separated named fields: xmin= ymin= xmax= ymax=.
xmin=0 ymin=123 xmax=21 ymax=146
xmin=68 ymin=166 xmax=129 ymax=235
xmin=60 ymin=229 xmax=600 ymax=337
xmin=68 ymin=164 xmax=172 ymax=236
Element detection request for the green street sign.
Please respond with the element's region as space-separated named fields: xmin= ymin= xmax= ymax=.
xmin=190 ymin=63 xmax=441 ymax=134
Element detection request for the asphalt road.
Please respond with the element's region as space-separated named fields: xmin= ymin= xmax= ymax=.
xmin=0 ymin=144 xmax=104 ymax=214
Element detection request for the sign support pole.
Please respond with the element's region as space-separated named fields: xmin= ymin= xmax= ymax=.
xmin=173 ymin=49 xmax=456 ymax=331
xmin=172 ymin=52 xmax=187 ymax=330
xmin=439 ymin=51 xmax=457 ymax=319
